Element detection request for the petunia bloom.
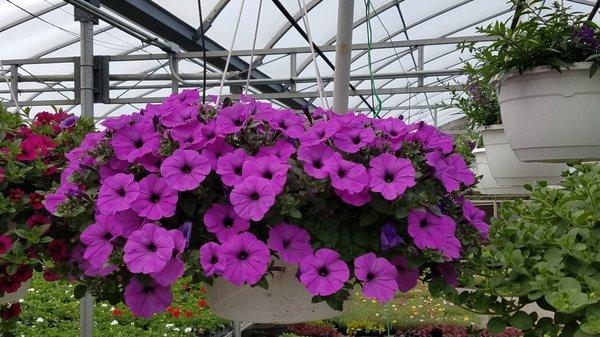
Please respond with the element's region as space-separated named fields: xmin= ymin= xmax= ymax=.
xmin=415 ymin=123 xmax=454 ymax=153
xmin=256 ymin=140 xmax=295 ymax=162
xmin=219 ymin=233 xmax=270 ymax=286
xmin=425 ymin=152 xmax=475 ymax=193
xmin=96 ymin=210 xmax=146 ymax=239
xmin=324 ymin=153 xmax=369 ymax=194
xmin=160 ymin=149 xmax=211 ymax=191
xmin=334 ymin=187 xmax=372 ymax=206
xmin=131 ymin=175 xmax=178 ymax=220
xmin=0 ymin=235 xmax=12 ymax=255
xmin=160 ymin=104 xmax=198 ymax=128
xmin=267 ymin=223 xmax=312 ymax=264
xmin=96 ymin=173 xmax=140 ymax=215
xmin=124 ymin=223 xmax=174 ymax=274
xmin=297 ymin=143 xmax=334 ymax=179
xmin=299 ymin=120 xmax=340 ymax=146
xmin=368 ymin=154 xmax=416 ymax=200
xmin=380 ymin=223 xmax=403 ymax=251
xmin=407 ymin=209 xmax=461 ymax=259
xmin=201 ymin=138 xmax=234 ymax=170
xmin=150 ymin=230 xmax=187 ymax=286
xmin=299 ymin=248 xmax=349 ymax=296
xmin=265 ymin=109 xmax=305 ymax=138
xmin=215 ymin=104 xmax=250 ymax=134
xmin=354 ymin=253 xmax=398 ymax=302
xmin=462 ymin=200 xmax=490 ymax=239
xmin=390 ymin=256 xmax=419 ymax=293
xmin=216 ymin=149 xmax=249 ymax=187
xmin=110 ymin=121 xmax=160 ymax=163
xmin=199 ymin=242 xmax=225 ymax=276
xmin=203 ymin=204 xmax=250 ymax=243
xmin=124 ymin=278 xmax=173 ymax=318
xmin=80 ymin=221 xmax=123 ymax=268
xmin=242 ymin=155 xmax=290 ymax=194
xmin=333 ymin=127 xmax=375 ymax=153
xmin=229 ymin=177 xmax=277 ymax=221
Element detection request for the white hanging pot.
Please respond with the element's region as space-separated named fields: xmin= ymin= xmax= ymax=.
xmin=0 ymin=281 xmax=29 ymax=305
xmin=472 ymin=148 xmax=528 ymax=195
xmin=481 ymin=125 xmax=567 ymax=186
xmin=497 ymin=62 xmax=600 ymax=162
xmin=207 ymin=259 xmax=343 ymax=324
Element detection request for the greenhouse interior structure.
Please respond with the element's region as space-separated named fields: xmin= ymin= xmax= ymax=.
xmin=0 ymin=0 xmax=599 ymax=336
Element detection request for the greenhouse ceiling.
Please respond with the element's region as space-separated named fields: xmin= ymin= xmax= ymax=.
xmin=0 ymin=0 xmax=598 ymax=127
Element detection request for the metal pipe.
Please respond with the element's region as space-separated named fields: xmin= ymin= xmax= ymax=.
xmin=80 ymin=20 xmax=94 ymax=118
xmin=79 ymin=292 xmax=93 ymax=337
xmin=332 ymin=0 xmax=354 ymax=114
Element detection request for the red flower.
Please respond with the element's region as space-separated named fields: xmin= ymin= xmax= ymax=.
xmin=0 ymin=167 xmax=5 ymax=183
xmin=182 ymin=283 xmax=190 ymax=292
xmin=14 ymin=265 xmax=32 ymax=283
xmin=183 ymin=310 xmax=193 ymax=318
xmin=8 ymin=188 xmax=24 ymax=202
xmin=33 ymin=111 xmax=56 ymax=126
xmin=29 ymin=193 xmax=45 ymax=210
xmin=42 ymin=269 xmax=59 ymax=282
xmin=0 ymin=275 xmax=22 ymax=293
xmin=167 ymin=306 xmax=180 ymax=318
xmin=0 ymin=235 xmax=12 ymax=255
xmin=48 ymin=239 xmax=69 ymax=262
xmin=111 ymin=308 xmax=123 ymax=317
xmin=197 ymin=299 xmax=207 ymax=308
xmin=26 ymin=214 xmax=50 ymax=229
xmin=43 ymin=165 xmax=58 ymax=176
xmin=199 ymin=286 xmax=206 ymax=293
xmin=16 ymin=135 xmax=57 ymax=161
xmin=0 ymin=303 xmax=21 ymax=320
xmin=17 ymin=126 xmax=32 ymax=137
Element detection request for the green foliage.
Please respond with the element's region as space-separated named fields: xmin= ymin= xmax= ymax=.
xmin=449 ymin=69 xmax=501 ymax=128
xmin=447 ymin=163 xmax=600 ymax=337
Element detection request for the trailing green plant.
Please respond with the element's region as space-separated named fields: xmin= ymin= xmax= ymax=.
xmin=449 ymin=66 xmax=501 ymax=128
xmin=433 ymin=163 xmax=600 ymax=337
xmin=461 ymin=0 xmax=600 ymax=82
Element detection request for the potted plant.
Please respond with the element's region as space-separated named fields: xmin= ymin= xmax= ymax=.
xmin=48 ymin=90 xmax=487 ymax=323
xmin=441 ymin=163 xmax=600 ymax=337
xmin=451 ymin=72 xmax=566 ymax=187
xmin=462 ymin=0 xmax=600 ymax=162
xmin=0 ymin=105 xmax=93 ymax=329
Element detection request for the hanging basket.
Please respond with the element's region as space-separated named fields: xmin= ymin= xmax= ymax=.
xmin=207 ymin=259 xmax=343 ymax=324
xmin=0 ymin=281 xmax=29 ymax=306
xmin=472 ymin=148 xmax=527 ymax=195
xmin=497 ymin=62 xmax=600 ymax=162
xmin=481 ymin=125 xmax=567 ymax=186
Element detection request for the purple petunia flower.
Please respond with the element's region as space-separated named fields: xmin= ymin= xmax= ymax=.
xmin=216 ymin=149 xmax=249 ymax=187
xmin=199 ymin=242 xmax=226 ymax=276
xmin=437 ymin=234 xmax=462 ymax=260
xmin=203 ymin=204 xmax=250 ymax=243
xmin=110 ymin=121 xmax=160 ymax=163
xmin=229 ymin=176 xmax=277 ymax=221
xmin=178 ymin=221 xmax=193 ymax=247
xmin=59 ymin=115 xmax=79 ymax=129
xmin=160 ymin=104 xmax=198 ymax=128
xmin=299 ymin=120 xmax=340 ymax=146
xmin=165 ymin=89 xmax=199 ymax=106
xmin=256 ymin=140 xmax=295 ymax=162
xmin=267 ymin=223 xmax=312 ymax=264
xmin=124 ymin=277 xmax=173 ymax=318
xmin=433 ymin=263 xmax=459 ymax=287
xmin=368 ymin=154 xmax=416 ymax=200
xmin=95 ymin=210 xmax=146 ymax=239
xmin=101 ymin=114 xmax=141 ymax=132
xmin=425 ymin=151 xmax=475 ymax=193
xmin=415 ymin=123 xmax=454 ymax=154
xmin=160 ymin=149 xmax=211 ymax=191
xmin=354 ymin=253 xmax=398 ymax=302
xmin=124 ymin=223 xmax=174 ymax=274
xmin=334 ymin=187 xmax=372 ymax=206
xmin=197 ymin=121 xmax=220 ymax=149
xmin=150 ymin=230 xmax=187 ymax=286
xmin=135 ymin=152 xmax=162 ymax=173
xmin=202 ymin=138 xmax=234 ymax=170
xmin=220 ymin=233 xmax=270 ymax=286
xmin=96 ymin=173 xmax=140 ymax=215
xmin=297 ymin=143 xmax=334 ymax=179
xmin=131 ymin=175 xmax=178 ymax=221
xmin=380 ymin=223 xmax=403 ymax=251
xmin=299 ymin=248 xmax=349 ymax=296
xmin=372 ymin=118 xmax=409 ymax=150
xmin=44 ymin=182 xmax=78 ymax=214
xmin=407 ymin=209 xmax=460 ymax=259
xmin=462 ymin=200 xmax=490 ymax=239
xmin=215 ymin=104 xmax=250 ymax=134
xmin=390 ymin=256 xmax=419 ymax=293
xmin=333 ymin=127 xmax=375 ymax=153
xmin=79 ymin=220 xmax=122 ymax=268
xmin=242 ymin=155 xmax=289 ymax=194
xmin=265 ymin=109 xmax=306 ymax=138
xmin=324 ymin=152 xmax=369 ymax=194
xmin=99 ymin=158 xmax=129 ymax=182
xmin=170 ymin=121 xmax=204 ymax=150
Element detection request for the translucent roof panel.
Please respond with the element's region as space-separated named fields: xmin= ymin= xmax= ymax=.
xmin=1 ymin=0 xmax=599 ymax=127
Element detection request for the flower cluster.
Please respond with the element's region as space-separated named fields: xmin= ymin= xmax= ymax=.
xmin=49 ymin=90 xmax=486 ymax=317
xmin=0 ymin=105 xmax=93 ymax=323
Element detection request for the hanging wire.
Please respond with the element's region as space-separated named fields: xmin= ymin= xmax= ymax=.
xmin=0 ymin=60 xmax=19 ymax=112
xmin=296 ymin=0 xmax=329 ymax=109
xmin=364 ymin=0 xmax=383 ymax=118
xmin=245 ymin=0 xmax=264 ymax=95
xmin=197 ymin=0 xmax=208 ymax=104
xmin=216 ymin=0 xmax=246 ymax=106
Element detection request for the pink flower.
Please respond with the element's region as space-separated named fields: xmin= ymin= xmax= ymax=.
xmin=124 ymin=223 xmax=174 ymax=274
xmin=202 ymin=138 xmax=234 ymax=170
xmin=203 ymin=204 xmax=250 ymax=243
xmin=215 ymin=104 xmax=250 ymax=134
xmin=334 ymin=187 xmax=371 ymax=206
xmin=354 ymin=253 xmax=398 ymax=302
xmin=110 ymin=121 xmax=160 ymax=163
xmin=135 ymin=153 xmax=162 ymax=173
xmin=230 ymin=177 xmax=277 ymax=221
xmin=216 ymin=149 xmax=249 ymax=187
xmin=299 ymin=248 xmax=349 ymax=296
xmin=407 ymin=209 xmax=461 ymax=259
xmin=462 ymin=200 xmax=490 ymax=239
xmin=267 ymin=223 xmax=312 ymax=264
xmin=299 ymin=120 xmax=340 ymax=146
xmin=124 ymin=278 xmax=173 ymax=318
xmin=368 ymin=154 xmax=416 ymax=200
xmin=333 ymin=127 xmax=375 ymax=153
xmin=324 ymin=152 xmax=369 ymax=194
xmin=390 ymin=256 xmax=419 ymax=293
xmin=242 ymin=156 xmax=289 ymax=193
xmin=96 ymin=173 xmax=140 ymax=215
xmin=256 ymin=140 xmax=295 ymax=162
xmin=150 ymin=230 xmax=187 ymax=286
xmin=131 ymin=175 xmax=178 ymax=220
xmin=415 ymin=123 xmax=454 ymax=153
xmin=95 ymin=210 xmax=146 ymax=239
xmin=220 ymin=233 xmax=270 ymax=286
xmin=265 ymin=109 xmax=305 ymax=138
xmin=160 ymin=149 xmax=211 ymax=191
xmin=297 ymin=143 xmax=334 ymax=179
xmin=170 ymin=121 xmax=204 ymax=150
xmin=425 ymin=152 xmax=475 ymax=192
xmin=160 ymin=104 xmax=198 ymax=128
xmin=80 ymin=221 xmax=122 ymax=268
xmin=0 ymin=235 xmax=12 ymax=255
xmin=200 ymin=242 xmax=225 ymax=276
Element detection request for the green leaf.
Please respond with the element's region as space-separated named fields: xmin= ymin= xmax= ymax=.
xmin=74 ymin=284 xmax=87 ymax=300
xmin=254 ymin=278 xmax=269 ymax=291
xmin=509 ymin=311 xmax=534 ymax=330
xmin=487 ymin=317 xmax=508 ymax=335
xmin=359 ymin=208 xmax=379 ymax=227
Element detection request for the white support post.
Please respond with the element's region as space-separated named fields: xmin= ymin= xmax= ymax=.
xmin=332 ymin=0 xmax=354 ymax=114
xmin=80 ymin=20 xmax=94 ymax=118
xmin=417 ymin=45 xmax=424 ymax=87
xmin=233 ymin=321 xmax=241 ymax=337
xmin=289 ymin=53 xmax=297 ymax=92
xmin=79 ymin=292 xmax=93 ymax=337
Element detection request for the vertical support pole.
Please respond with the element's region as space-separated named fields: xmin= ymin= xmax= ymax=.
xmin=433 ymin=108 xmax=438 ymax=127
xmin=79 ymin=292 xmax=93 ymax=337
xmin=289 ymin=53 xmax=297 ymax=92
xmin=171 ymin=56 xmax=180 ymax=94
xmin=417 ymin=45 xmax=424 ymax=87
xmin=332 ymin=0 xmax=354 ymax=114
xmin=9 ymin=65 xmax=18 ymax=105
xmin=233 ymin=321 xmax=241 ymax=337
xmin=80 ymin=20 xmax=94 ymax=118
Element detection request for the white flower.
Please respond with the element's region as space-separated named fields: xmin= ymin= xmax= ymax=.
xmin=18 ymin=299 xmax=24 ymax=303
xmin=184 ymin=327 xmax=192 ymax=333
xmin=36 ymin=317 xmax=44 ymax=323
xmin=110 ymin=320 xmax=118 ymax=326
xmin=27 ymin=288 xmax=35 ymax=292
xmin=173 ymin=327 xmax=180 ymax=331
xmin=165 ymin=323 xmax=174 ymax=328
xmin=101 ymin=303 xmax=108 ymax=308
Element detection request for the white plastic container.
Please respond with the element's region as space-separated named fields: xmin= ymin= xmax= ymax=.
xmin=497 ymin=63 xmax=600 ymax=162
xmin=0 ymin=281 xmax=29 ymax=305
xmin=472 ymin=148 xmax=527 ymax=195
xmin=481 ymin=125 xmax=566 ymax=186
xmin=207 ymin=260 xmax=342 ymax=324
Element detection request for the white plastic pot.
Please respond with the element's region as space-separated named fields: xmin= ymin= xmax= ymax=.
xmin=481 ymin=125 xmax=567 ymax=186
xmin=0 ymin=281 xmax=29 ymax=305
xmin=497 ymin=62 xmax=600 ymax=162
xmin=207 ymin=260 xmax=342 ymax=324
xmin=472 ymin=148 xmax=527 ymax=195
